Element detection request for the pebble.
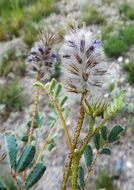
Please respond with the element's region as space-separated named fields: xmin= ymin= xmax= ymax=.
xmin=118 ymin=56 xmax=124 ymax=63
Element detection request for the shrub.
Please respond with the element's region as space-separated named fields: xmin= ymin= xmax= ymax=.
xmin=95 ymin=170 xmax=120 ymax=190
xmin=119 ymin=3 xmax=134 ymax=20
xmin=23 ymin=21 xmax=38 ymax=47
xmin=0 ymin=50 xmax=16 ymax=77
xmin=122 ymin=62 xmax=134 ymax=85
xmin=0 ymin=79 xmax=26 ymax=112
xmin=0 ymin=0 xmax=56 ymax=41
xmin=82 ymin=5 xmax=105 ymax=25
xmin=103 ymin=34 xmax=128 ymax=57
xmin=0 ymin=50 xmax=26 ymax=77
xmin=102 ymin=25 xmax=134 ymax=57
xmin=120 ymin=25 xmax=134 ymax=46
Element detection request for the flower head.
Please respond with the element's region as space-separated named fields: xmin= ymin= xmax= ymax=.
xmin=26 ymin=32 xmax=57 ymax=78
xmin=60 ymin=28 xmax=107 ymax=95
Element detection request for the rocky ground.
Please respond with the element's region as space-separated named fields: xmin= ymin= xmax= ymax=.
xmin=0 ymin=0 xmax=134 ymax=190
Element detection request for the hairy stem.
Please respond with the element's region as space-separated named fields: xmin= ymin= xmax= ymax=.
xmin=22 ymin=73 xmax=40 ymax=181
xmin=28 ymin=87 xmax=40 ymax=144
xmin=61 ymin=95 xmax=85 ymax=190
xmin=71 ymin=154 xmax=79 ymax=190
xmin=70 ymin=117 xmax=95 ymax=190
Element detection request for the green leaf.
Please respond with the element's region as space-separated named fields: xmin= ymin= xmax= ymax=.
xmin=103 ymin=91 xmax=125 ymax=120
xmin=48 ymin=143 xmax=56 ymax=151
xmin=78 ymin=166 xmax=84 ymax=188
xmin=100 ymin=147 xmax=112 ymax=155
xmin=33 ymin=81 xmax=44 ymax=88
xmin=53 ymin=83 xmax=62 ymax=98
xmin=35 ymin=112 xmax=44 ymax=126
xmin=25 ymin=163 xmax=46 ymax=188
xmin=5 ymin=132 xmax=18 ymax=170
xmin=49 ymin=78 xmax=56 ymax=92
xmin=17 ymin=145 xmax=35 ymax=173
xmin=35 ymin=112 xmax=40 ymax=123
xmin=21 ymin=135 xmax=35 ymax=142
xmin=64 ymin=107 xmax=71 ymax=118
xmin=49 ymin=112 xmax=58 ymax=128
xmin=27 ymin=120 xmax=38 ymax=129
xmin=108 ymin=124 xmax=124 ymax=143
xmin=101 ymin=126 xmax=108 ymax=141
xmin=59 ymin=96 xmax=68 ymax=107
xmin=84 ymin=145 xmax=93 ymax=167
xmin=93 ymin=133 xmax=101 ymax=150
xmin=0 ymin=179 xmax=7 ymax=190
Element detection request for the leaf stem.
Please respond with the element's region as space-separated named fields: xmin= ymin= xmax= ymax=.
xmin=45 ymin=89 xmax=73 ymax=153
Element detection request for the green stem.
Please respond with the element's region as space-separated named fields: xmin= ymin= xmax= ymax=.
xmin=70 ymin=117 xmax=95 ymax=190
xmin=45 ymin=89 xmax=73 ymax=153
xmin=61 ymin=95 xmax=85 ymax=190
xmin=71 ymin=154 xmax=79 ymax=190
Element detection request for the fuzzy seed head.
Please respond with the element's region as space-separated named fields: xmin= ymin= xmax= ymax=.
xmin=26 ymin=32 xmax=57 ymax=78
xmin=60 ymin=28 xmax=108 ymax=94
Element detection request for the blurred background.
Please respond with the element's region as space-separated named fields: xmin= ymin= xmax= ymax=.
xmin=0 ymin=0 xmax=134 ymax=189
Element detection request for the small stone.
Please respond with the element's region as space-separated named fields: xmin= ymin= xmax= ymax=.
xmin=104 ymin=93 xmax=109 ymax=98
xmin=117 ymin=56 xmax=123 ymax=63
xmin=125 ymin=58 xmax=130 ymax=64
xmin=126 ymin=161 xmax=132 ymax=168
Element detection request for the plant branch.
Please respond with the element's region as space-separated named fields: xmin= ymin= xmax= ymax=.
xmin=61 ymin=94 xmax=85 ymax=190
xmin=22 ymin=73 xmax=40 ymax=181
xmin=28 ymin=73 xmax=40 ymax=144
xmin=45 ymin=88 xmax=73 ymax=153
xmin=70 ymin=117 xmax=95 ymax=190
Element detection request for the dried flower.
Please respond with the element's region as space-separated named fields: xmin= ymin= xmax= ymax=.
xmin=26 ymin=32 xmax=57 ymax=78
xmin=60 ymin=28 xmax=107 ymax=94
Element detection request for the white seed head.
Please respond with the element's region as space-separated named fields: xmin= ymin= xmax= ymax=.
xmin=60 ymin=28 xmax=108 ymax=95
xmin=26 ymin=32 xmax=57 ymax=78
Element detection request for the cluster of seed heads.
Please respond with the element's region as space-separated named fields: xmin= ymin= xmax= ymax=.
xmin=27 ymin=27 xmax=108 ymax=94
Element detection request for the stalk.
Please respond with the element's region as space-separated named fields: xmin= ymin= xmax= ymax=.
xmin=22 ymin=73 xmax=40 ymax=180
xmin=28 ymin=73 xmax=40 ymax=144
xmin=61 ymin=94 xmax=85 ymax=190
xmin=45 ymin=89 xmax=73 ymax=153
xmin=70 ymin=117 xmax=95 ymax=190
